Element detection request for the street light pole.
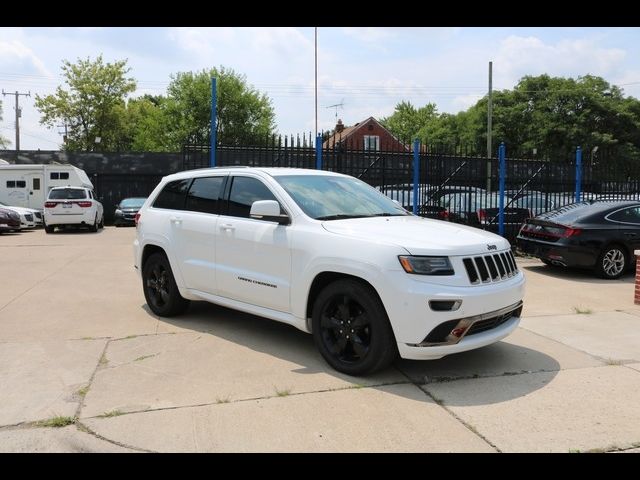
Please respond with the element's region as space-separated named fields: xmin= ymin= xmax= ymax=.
xmin=486 ymin=61 xmax=493 ymax=191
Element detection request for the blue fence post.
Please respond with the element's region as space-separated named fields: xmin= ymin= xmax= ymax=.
xmin=315 ymin=134 xmax=323 ymax=170
xmin=575 ymin=146 xmax=582 ymax=202
xmin=210 ymin=77 xmax=217 ymax=167
xmin=413 ymin=139 xmax=420 ymax=215
xmin=498 ymin=142 xmax=506 ymax=237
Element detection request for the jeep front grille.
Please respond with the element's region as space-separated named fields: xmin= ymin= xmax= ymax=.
xmin=463 ymin=251 xmax=518 ymax=284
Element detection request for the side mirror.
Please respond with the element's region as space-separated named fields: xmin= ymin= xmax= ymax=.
xmin=250 ymin=200 xmax=289 ymax=225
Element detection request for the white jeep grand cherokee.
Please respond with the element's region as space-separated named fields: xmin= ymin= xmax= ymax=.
xmin=134 ymin=168 xmax=524 ymax=375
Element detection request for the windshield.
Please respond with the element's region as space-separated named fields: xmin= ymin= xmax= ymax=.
xmin=119 ymin=198 xmax=146 ymax=208
xmin=48 ymin=188 xmax=87 ymax=200
xmin=275 ymin=175 xmax=409 ymax=220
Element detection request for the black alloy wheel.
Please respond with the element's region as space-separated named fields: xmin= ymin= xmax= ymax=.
xmin=142 ymin=252 xmax=190 ymax=316
xmin=312 ymin=279 xmax=397 ymax=376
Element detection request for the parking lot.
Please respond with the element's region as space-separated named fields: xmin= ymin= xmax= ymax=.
xmin=1 ymin=227 xmax=640 ymax=452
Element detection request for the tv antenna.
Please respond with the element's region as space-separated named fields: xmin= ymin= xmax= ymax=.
xmin=326 ymin=99 xmax=345 ymax=121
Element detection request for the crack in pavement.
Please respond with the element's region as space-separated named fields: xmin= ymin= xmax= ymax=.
xmin=392 ymin=364 xmax=502 ymax=453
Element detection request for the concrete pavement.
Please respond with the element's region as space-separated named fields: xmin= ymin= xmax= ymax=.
xmin=1 ymin=228 xmax=639 ymax=452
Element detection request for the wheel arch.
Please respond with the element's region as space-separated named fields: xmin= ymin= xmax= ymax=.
xmin=305 ymin=271 xmax=388 ymax=333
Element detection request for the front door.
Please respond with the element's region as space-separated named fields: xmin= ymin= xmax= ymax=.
xmin=215 ymin=175 xmax=292 ymax=313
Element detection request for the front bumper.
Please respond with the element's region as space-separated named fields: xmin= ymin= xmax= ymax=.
xmin=398 ymin=314 xmax=520 ymax=360
xmin=378 ymin=263 xmax=525 ymax=358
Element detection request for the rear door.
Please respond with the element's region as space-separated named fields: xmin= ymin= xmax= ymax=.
xmin=173 ymin=175 xmax=226 ymax=294
xmin=215 ymin=175 xmax=292 ymax=312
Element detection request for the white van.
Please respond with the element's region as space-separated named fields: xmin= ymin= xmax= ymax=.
xmin=0 ymin=164 xmax=93 ymax=211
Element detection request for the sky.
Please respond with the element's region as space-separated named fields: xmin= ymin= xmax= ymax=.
xmin=1 ymin=27 xmax=639 ymax=150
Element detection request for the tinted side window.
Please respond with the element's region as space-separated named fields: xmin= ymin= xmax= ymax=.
xmin=153 ymin=179 xmax=191 ymax=210
xmin=185 ymin=176 xmax=225 ymax=214
xmin=60 ymin=172 xmax=69 ymax=180
xmin=227 ymin=177 xmax=277 ymax=219
xmin=609 ymin=207 xmax=640 ymax=225
xmin=50 ymin=172 xmax=59 ymax=180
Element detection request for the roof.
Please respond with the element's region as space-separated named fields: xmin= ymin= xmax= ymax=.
xmin=162 ymin=167 xmax=347 ymax=183
xmin=322 ymin=116 xmax=404 ymax=149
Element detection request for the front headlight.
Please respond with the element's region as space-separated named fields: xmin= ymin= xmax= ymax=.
xmin=115 ymin=209 xmax=123 ymax=215
xmin=398 ymin=255 xmax=454 ymax=275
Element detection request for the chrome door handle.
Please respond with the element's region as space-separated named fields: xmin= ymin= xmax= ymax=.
xmin=169 ymin=216 xmax=182 ymax=225
xmin=220 ymin=223 xmax=235 ymax=231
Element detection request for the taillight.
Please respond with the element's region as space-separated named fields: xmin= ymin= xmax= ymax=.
xmin=134 ymin=212 xmax=141 ymax=227
xmin=438 ymin=209 xmax=450 ymax=220
xmin=562 ymin=227 xmax=582 ymax=238
xmin=478 ymin=209 xmax=487 ymax=223
xmin=76 ymin=201 xmax=92 ymax=208
xmin=44 ymin=201 xmax=57 ymax=208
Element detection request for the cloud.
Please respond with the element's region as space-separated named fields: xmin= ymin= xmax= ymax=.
xmin=452 ymin=94 xmax=484 ymax=112
xmin=342 ymin=27 xmax=395 ymax=43
xmin=495 ymin=35 xmax=626 ymax=87
xmin=0 ymin=39 xmax=50 ymax=76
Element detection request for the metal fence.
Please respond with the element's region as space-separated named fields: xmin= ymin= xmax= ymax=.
xmin=180 ymin=138 xmax=640 ymax=242
xmin=92 ymin=173 xmax=164 ymax=224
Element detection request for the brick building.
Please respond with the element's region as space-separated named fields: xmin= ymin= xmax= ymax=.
xmin=323 ymin=117 xmax=409 ymax=151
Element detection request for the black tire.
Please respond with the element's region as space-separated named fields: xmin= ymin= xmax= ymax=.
xmin=312 ymin=279 xmax=398 ymax=376
xmin=44 ymin=225 xmax=54 ymax=234
xmin=595 ymin=244 xmax=628 ymax=279
xmin=90 ymin=214 xmax=99 ymax=232
xmin=142 ymin=252 xmax=190 ymax=317
xmin=99 ymin=215 xmax=104 ymax=229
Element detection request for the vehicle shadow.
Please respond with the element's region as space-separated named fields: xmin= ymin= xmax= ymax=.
xmin=144 ymin=300 xmax=560 ymax=406
xmin=47 ymin=228 xmax=106 ymax=235
xmin=521 ymin=263 xmax=634 ymax=284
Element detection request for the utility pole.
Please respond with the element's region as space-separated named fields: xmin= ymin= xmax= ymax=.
xmin=57 ymin=122 xmax=69 ymax=144
xmin=486 ymin=61 xmax=493 ymax=191
xmin=315 ymin=27 xmax=318 ymax=138
xmin=2 ymin=90 xmax=31 ymax=151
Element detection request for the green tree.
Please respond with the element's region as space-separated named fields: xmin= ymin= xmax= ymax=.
xmin=113 ymin=95 xmax=170 ymax=152
xmin=34 ymin=55 xmax=136 ymax=151
xmin=161 ymin=66 xmax=276 ymax=149
xmin=0 ymin=100 xmax=9 ymax=149
xmin=380 ymin=101 xmax=438 ymax=142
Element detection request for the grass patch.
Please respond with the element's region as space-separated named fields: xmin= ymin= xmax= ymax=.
xmin=81 ymin=336 xmax=95 ymax=340
xmin=99 ymin=410 xmax=124 ymax=418
xmin=569 ymin=448 xmax=581 ymax=453
xmin=77 ymin=385 xmax=90 ymax=398
xmin=134 ymin=354 xmax=157 ymax=362
xmin=125 ymin=335 xmax=138 ymax=340
xmin=573 ymin=306 xmax=593 ymax=314
xmin=216 ymin=396 xmax=231 ymax=404
xmin=350 ymin=383 xmax=365 ymax=389
xmin=274 ymin=387 xmax=292 ymax=397
xmin=36 ymin=416 xmax=75 ymax=428
xmin=605 ymin=358 xmax=623 ymax=366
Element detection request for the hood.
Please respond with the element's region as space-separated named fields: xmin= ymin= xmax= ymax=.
xmin=321 ymin=216 xmax=511 ymax=256
xmin=2 ymin=206 xmax=38 ymax=215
